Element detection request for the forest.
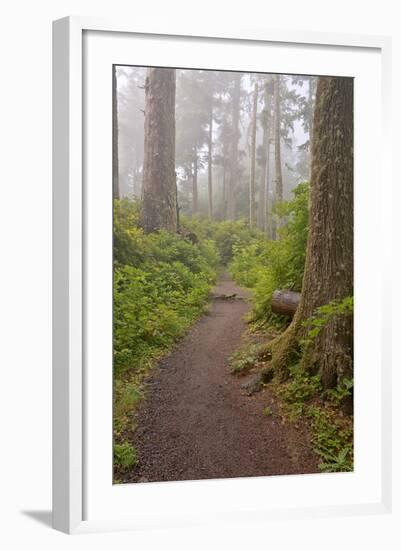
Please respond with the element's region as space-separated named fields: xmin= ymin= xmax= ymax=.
xmin=113 ymin=66 xmax=354 ymax=482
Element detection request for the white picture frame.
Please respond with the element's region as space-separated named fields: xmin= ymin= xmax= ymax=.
xmin=52 ymin=16 xmax=392 ymax=534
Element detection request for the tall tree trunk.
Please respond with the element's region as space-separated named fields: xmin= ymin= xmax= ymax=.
xmin=192 ymin=148 xmax=198 ymax=215
xmin=140 ymin=68 xmax=177 ymax=233
xmin=308 ymin=76 xmax=315 ymax=180
xmin=112 ymin=65 xmax=120 ymax=200
xmin=273 ymin=75 xmax=283 ymax=237
xmin=308 ymin=76 xmax=314 ymax=149
xmin=207 ymin=107 xmax=213 ymax=219
xmin=249 ymin=80 xmax=258 ymax=228
xmin=227 ymin=75 xmax=241 ymax=220
xmin=268 ymin=76 xmax=353 ymax=389
xmin=258 ymin=79 xmax=270 ymax=232
xmin=265 ymin=124 xmax=271 ymax=237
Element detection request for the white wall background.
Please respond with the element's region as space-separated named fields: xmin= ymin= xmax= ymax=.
xmin=0 ymin=1 xmax=399 ymax=548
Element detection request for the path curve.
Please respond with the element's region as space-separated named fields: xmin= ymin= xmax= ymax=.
xmin=122 ymin=272 xmax=318 ymax=483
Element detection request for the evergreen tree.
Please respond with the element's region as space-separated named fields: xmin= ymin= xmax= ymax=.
xmin=268 ymin=76 xmax=353 ymax=389
xmin=227 ymin=73 xmax=242 ymax=220
xmin=176 ymin=70 xmax=209 ymax=216
xmin=140 ymin=68 xmax=177 ymax=233
xmin=248 ymin=77 xmax=259 ymax=227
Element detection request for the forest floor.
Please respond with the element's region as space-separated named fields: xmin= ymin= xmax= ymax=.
xmin=121 ymin=272 xmax=319 ymax=483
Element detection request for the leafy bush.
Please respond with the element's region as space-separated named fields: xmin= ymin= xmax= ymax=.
xmin=181 ymin=216 xmax=264 ymax=265
xmin=114 ymin=442 xmax=138 ymax=470
xmin=229 ymin=182 xmax=310 ymax=326
xmin=280 ymin=364 xmax=322 ymax=406
xmin=273 ymin=366 xmax=353 ymax=472
xmin=211 ymin=220 xmax=264 ymax=265
xmin=302 ymin=296 xmax=354 ymax=346
xmin=113 ymin=200 xmax=221 ymax=478
xmin=113 ymin=200 xmax=218 ymax=378
xmin=114 ymin=262 xmax=212 ymax=376
xmin=306 ymin=405 xmax=353 ymax=472
xmin=229 ymin=342 xmax=266 ymax=375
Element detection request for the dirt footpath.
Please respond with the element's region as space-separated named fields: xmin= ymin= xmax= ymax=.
xmin=122 ymin=272 xmax=318 ymax=483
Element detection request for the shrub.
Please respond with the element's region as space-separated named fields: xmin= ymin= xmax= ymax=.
xmin=212 ymin=220 xmax=263 ymax=265
xmin=114 ymin=441 xmax=138 ymax=470
xmin=114 ymin=260 xmax=213 ymax=377
xmin=301 ymin=296 xmax=354 ymax=346
xmin=113 ymin=200 xmax=218 ymax=378
xmin=229 ymin=182 xmax=310 ymax=326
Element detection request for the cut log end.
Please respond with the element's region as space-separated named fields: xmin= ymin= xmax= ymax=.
xmin=271 ymin=289 xmax=300 ymax=317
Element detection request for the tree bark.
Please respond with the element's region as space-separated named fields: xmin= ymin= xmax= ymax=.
xmin=140 ymin=68 xmax=177 ymax=233
xmin=207 ymin=107 xmax=213 ymax=219
xmin=249 ymin=80 xmax=258 ymax=228
xmin=112 ymin=65 xmax=120 ymax=200
xmin=308 ymin=76 xmax=315 ymax=180
xmin=271 ymin=290 xmax=300 ymax=317
xmin=268 ymin=76 xmax=354 ymax=389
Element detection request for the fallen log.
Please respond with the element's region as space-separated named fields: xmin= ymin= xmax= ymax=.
xmin=271 ymin=289 xmax=300 ymax=317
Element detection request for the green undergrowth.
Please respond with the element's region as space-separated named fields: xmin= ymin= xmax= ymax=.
xmin=113 ymin=199 xmax=220 ymax=478
xmin=230 ymin=343 xmax=353 ymax=472
xmin=301 ymin=296 xmax=354 ymax=347
xmin=229 ymin=182 xmax=309 ymax=329
xmin=226 ymin=181 xmax=353 ymax=473
xmin=113 ymin=203 xmax=264 ymax=478
xmin=114 ymin=441 xmax=138 ymax=470
xmin=229 ymin=341 xmax=266 ymax=375
xmin=184 ymin=216 xmax=264 ymax=265
xmin=230 ymin=300 xmax=353 ymax=473
xmin=113 ymin=194 xmax=353 ymax=477
xmin=270 ymin=364 xmax=353 ymax=473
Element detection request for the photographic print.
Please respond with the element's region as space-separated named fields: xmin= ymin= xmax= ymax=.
xmin=113 ymin=66 xmax=353 ymax=484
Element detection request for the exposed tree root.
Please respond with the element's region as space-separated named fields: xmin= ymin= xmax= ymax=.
xmin=252 ymin=312 xmax=352 ymax=392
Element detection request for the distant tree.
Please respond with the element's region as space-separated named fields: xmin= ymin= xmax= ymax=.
xmin=227 ymin=74 xmax=242 ymax=220
xmin=248 ymin=78 xmax=259 ymax=227
xmin=176 ymin=70 xmax=209 ymax=216
xmin=198 ymin=71 xmax=220 ymax=219
xmin=292 ymin=146 xmax=310 ymax=184
xmin=207 ymin=96 xmax=214 ymax=219
xmin=257 ymin=76 xmax=273 ymax=233
xmin=191 ymin=145 xmax=199 ymax=214
xmin=268 ymin=76 xmax=353 ymax=389
xmin=140 ymin=68 xmax=177 ymax=233
xmin=113 ymin=65 xmax=120 ymax=200
xmin=201 ymin=71 xmax=224 ymax=220
xmin=308 ymin=76 xmax=315 ymax=148
xmin=213 ymin=122 xmax=231 ymax=220
xmin=271 ymin=74 xmax=307 ymax=233
xmin=291 ymin=74 xmax=317 ymax=179
xmin=213 ymin=74 xmax=234 ymax=219
xmin=117 ymin=66 xmax=146 ymax=198
xmin=273 ymin=75 xmax=283 ymax=236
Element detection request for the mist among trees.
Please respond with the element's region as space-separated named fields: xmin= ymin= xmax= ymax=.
xmin=115 ymin=67 xmax=315 ymax=230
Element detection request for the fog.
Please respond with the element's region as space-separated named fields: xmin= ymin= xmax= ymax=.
xmin=116 ymin=67 xmax=315 ymax=218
